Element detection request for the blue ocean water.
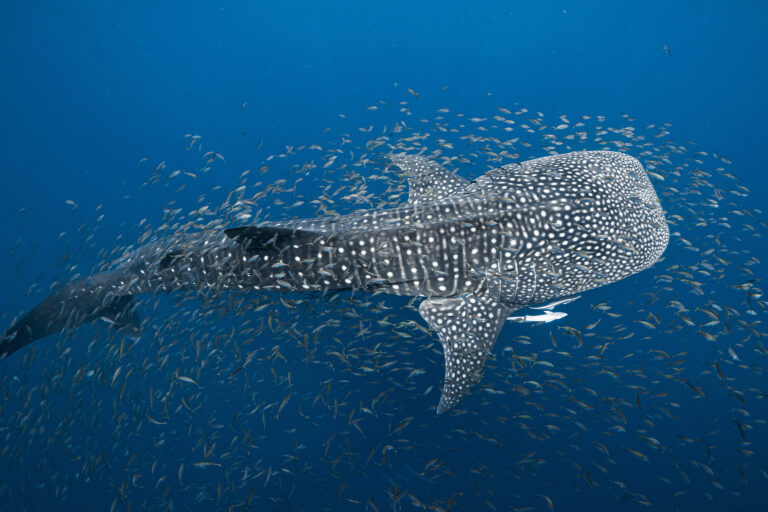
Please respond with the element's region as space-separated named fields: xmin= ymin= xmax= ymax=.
xmin=1 ymin=1 xmax=767 ymax=511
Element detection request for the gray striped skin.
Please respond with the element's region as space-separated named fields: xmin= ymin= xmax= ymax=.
xmin=2 ymin=150 xmax=668 ymax=414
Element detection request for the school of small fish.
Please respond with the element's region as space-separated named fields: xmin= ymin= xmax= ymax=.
xmin=0 ymin=90 xmax=765 ymax=511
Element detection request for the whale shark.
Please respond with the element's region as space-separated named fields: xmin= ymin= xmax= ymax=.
xmin=1 ymin=150 xmax=668 ymax=413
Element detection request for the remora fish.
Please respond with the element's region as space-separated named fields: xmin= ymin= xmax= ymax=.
xmin=1 ymin=151 xmax=668 ymax=413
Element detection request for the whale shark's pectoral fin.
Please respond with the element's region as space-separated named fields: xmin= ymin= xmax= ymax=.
xmin=419 ymin=293 xmax=512 ymax=414
xmin=390 ymin=154 xmax=469 ymax=205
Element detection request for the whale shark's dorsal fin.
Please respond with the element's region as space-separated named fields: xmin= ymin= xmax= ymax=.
xmin=419 ymin=291 xmax=513 ymax=413
xmin=390 ymin=154 xmax=469 ymax=205
xmin=224 ymin=226 xmax=324 ymax=254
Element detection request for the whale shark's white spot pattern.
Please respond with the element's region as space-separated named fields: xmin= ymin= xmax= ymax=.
xmin=6 ymin=150 xmax=667 ymax=414
xmin=390 ymin=154 xmax=469 ymax=206
xmin=420 ymin=292 xmax=512 ymax=413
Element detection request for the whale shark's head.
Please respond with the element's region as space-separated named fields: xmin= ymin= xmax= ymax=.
xmin=399 ymin=150 xmax=670 ymax=413
xmin=585 ymin=150 xmax=669 ymax=272
xmin=521 ymin=150 xmax=669 ymax=284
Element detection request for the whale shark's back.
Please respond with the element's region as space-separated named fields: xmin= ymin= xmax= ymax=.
xmin=525 ymin=150 xmax=668 ymax=271
xmin=461 ymin=150 xmax=669 ymax=307
xmin=407 ymin=150 xmax=669 ymax=412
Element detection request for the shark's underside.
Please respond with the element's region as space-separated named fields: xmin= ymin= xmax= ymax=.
xmin=2 ymin=150 xmax=668 ymax=413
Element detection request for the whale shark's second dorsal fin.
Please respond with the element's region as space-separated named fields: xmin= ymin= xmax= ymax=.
xmin=390 ymin=154 xmax=469 ymax=206
xmin=224 ymin=226 xmax=324 ymax=255
xmin=419 ymin=291 xmax=513 ymax=413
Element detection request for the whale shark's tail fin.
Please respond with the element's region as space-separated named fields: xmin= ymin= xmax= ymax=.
xmin=1 ymin=274 xmax=141 ymax=359
xmin=419 ymin=290 xmax=513 ymax=413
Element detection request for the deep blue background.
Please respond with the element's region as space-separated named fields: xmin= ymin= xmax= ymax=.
xmin=1 ymin=1 xmax=767 ymax=511
xmin=2 ymin=0 xmax=766 ymax=231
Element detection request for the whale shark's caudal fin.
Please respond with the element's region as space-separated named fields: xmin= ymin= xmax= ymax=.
xmin=1 ymin=275 xmax=141 ymax=359
xmin=419 ymin=291 xmax=512 ymax=413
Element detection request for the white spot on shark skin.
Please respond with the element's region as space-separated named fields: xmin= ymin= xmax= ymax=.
xmin=6 ymin=151 xmax=668 ymax=418
xmin=392 ymin=151 xmax=668 ymax=413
